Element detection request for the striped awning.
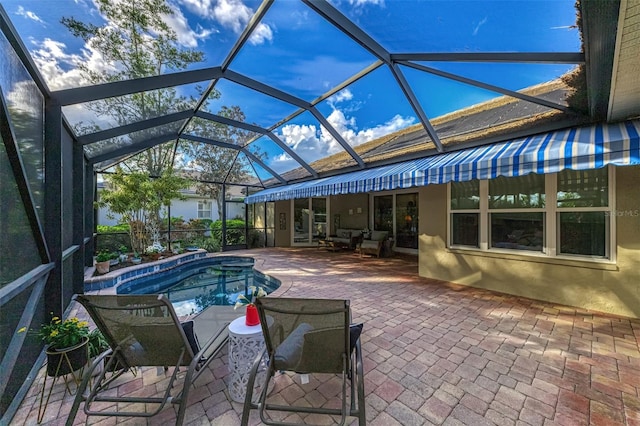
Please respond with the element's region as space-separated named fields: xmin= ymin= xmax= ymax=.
xmin=246 ymin=120 xmax=640 ymax=204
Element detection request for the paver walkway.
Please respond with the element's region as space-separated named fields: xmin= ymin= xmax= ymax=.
xmin=12 ymin=248 xmax=640 ymax=425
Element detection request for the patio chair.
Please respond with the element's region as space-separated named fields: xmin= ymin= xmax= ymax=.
xmin=241 ymin=297 xmax=365 ymax=426
xmin=358 ymin=230 xmax=389 ymax=257
xmin=66 ymin=294 xmax=230 ymax=426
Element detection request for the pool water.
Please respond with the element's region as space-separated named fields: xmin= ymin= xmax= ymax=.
xmin=117 ymin=257 xmax=280 ymax=316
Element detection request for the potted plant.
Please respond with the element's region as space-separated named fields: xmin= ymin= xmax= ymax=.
xmin=131 ymin=251 xmax=142 ymax=264
xmin=88 ymin=329 xmax=108 ymax=358
xmin=109 ymin=251 xmax=120 ymax=266
xmin=234 ymin=286 xmax=267 ymax=326
xmin=19 ymin=314 xmax=90 ymax=377
xmin=87 ymin=328 xmax=109 ymax=377
xmin=118 ymin=245 xmax=129 ymax=262
xmin=145 ymin=243 xmax=165 ymax=261
xmin=95 ymin=251 xmax=111 ymax=274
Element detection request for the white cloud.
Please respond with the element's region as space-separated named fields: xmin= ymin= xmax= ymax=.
xmin=29 ymin=38 xmax=120 ymax=128
xmin=30 ymin=39 xmax=86 ymax=90
xmin=248 ymin=22 xmax=273 ymax=46
xmin=178 ymin=0 xmax=273 ymax=44
xmin=349 ymin=0 xmax=385 ymax=6
xmin=211 ymin=0 xmax=252 ymax=33
xmin=163 ymin=5 xmax=214 ymax=47
xmin=30 ymin=38 xmax=118 ymax=91
xmin=325 ymin=109 xmax=414 ymax=148
xmin=327 ymin=89 xmax=353 ymax=106
xmin=269 ymin=106 xmax=415 ymax=171
xmin=177 ymin=0 xmax=213 ymax=16
xmin=15 ymin=6 xmax=45 ymax=24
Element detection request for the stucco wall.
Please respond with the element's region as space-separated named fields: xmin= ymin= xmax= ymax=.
xmin=97 ymin=196 xmax=222 ymax=226
xmin=275 ymin=200 xmax=291 ymax=247
xmin=329 ymin=193 xmax=369 ymax=232
xmin=418 ymin=165 xmax=640 ymax=318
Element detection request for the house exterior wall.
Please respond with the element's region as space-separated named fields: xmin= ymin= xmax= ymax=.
xmin=418 ymin=165 xmax=640 ymax=319
xmin=97 ymin=195 xmax=221 ymax=226
xmin=329 ymin=193 xmax=369 ymax=233
xmin=275 ymin=200 xmax=291 ymax=247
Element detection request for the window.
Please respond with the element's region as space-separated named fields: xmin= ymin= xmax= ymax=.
xmin=396 ymin=193 xmax=419 ymax=249
xmin=450 ymin=180 xmax=479 ymax=247
xmin=489 ymin=174 xmax=545 ymax=252
xmin=448 ymin=167 xmax=613 ymax=260
xmin=557 ymin=168 xmax=609 ymax=257
xmin=197 ymin=200 xmax=212 ymax=219
xmin=373 ymin=195 xmax=393 ymax=233
xmin=373 ymin=193 xmax=419 ymax=250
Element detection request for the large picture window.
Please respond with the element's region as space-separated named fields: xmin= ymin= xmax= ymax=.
xmin=448 ymin=167 xmax=613 ymax=260
xmin=489 ymin=174 xmax=545 ymax=252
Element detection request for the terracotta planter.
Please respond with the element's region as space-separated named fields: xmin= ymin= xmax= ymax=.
xmin=46 ymin=338 xmax=89 ymax=377
xmin=148 ymin=252 xmax=161 ymax=261
xmin=95 ymin=260 xmax=110 ymax=274
xmin=245 ymin=304 xmax=260 ymax=326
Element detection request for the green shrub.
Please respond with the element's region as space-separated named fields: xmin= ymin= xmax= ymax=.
xmin=210 ymin=219 xmax=246 ymax=246
xmin=97 ymin=224 xmax=129 ymax=233
xmin=248 ymin=229 xmax=265 ymax=248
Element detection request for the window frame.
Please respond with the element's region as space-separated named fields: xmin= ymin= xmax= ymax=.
xmin=447 ymin=167 xmax=615 ymax=263
xmin=448 ymin=180 xmax=481 ymax=249
xmin=197 ymin=200 xmax=212 ymax=219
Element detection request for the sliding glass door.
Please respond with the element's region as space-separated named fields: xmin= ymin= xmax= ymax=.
xmin=373 ymin=192 xmax=419 ymax=251
xmin=292 ymin=198 xmax=327 ymax=245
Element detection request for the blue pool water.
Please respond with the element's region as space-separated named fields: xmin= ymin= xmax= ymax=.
xmin=117 ymin=256 xmax=280 ymax=316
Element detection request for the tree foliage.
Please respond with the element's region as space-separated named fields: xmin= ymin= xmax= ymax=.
xmin=96 ymin=167 xmax=190 ymax=253
xmin=63 ymin=0 xmax=266 ymax=221
xmin=62 ymin=0 xmax=209 ymax=175
xmin=183 ymin=106 xmax=264 ymax=213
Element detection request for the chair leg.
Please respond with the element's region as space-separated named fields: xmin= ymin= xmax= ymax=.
xmin=356 ymin=343 xmax=366 ymax=426
xmin=241 ymin=349 xmax=268 ymax=426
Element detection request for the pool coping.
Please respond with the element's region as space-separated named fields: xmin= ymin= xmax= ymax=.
xmin=84 ymin=250 xmax=293 ymax=297
xmin=85 ymin=250 xmax=208 ymax=293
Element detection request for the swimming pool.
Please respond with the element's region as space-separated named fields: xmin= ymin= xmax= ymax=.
xmin=116 ymin=256 xmax=281 ymax=316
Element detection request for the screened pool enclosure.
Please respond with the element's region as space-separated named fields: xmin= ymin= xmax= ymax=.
xmin=2 ymin=0 xmax=638 ymax=422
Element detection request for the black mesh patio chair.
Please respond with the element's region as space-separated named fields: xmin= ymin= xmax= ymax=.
xmin=66 ymin=294 xmax=230 ymax=426
xmin=241 ymin=297 xmax=365 ymax=426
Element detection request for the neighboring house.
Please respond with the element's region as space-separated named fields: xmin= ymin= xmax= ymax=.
xmin=96 ymin=182 xmax=245 ymax=226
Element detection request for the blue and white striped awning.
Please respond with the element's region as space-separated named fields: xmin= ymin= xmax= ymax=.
xmin=246 ymin=120 xmax=640 ymax=204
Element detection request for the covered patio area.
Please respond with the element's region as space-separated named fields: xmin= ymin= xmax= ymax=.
xmin=14 ymin=248 xmax=640 ymax=425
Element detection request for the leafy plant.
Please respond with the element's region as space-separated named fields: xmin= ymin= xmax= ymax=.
xmin=95 ymin=251 xmax=112 ymax=262
xmin=20 ymin=315 xmax=90 ymax=350
xmin=234 ymin=286 xmax=267 ymax=309
xmin=88 ymin=329 xmax=109 ymax=358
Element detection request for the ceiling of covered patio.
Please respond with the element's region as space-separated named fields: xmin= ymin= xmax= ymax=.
xmin=2 ymin=0 xmax=638 ymax=193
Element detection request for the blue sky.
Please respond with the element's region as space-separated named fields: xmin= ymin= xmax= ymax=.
xmin=2 ymin=0 xmax=581 ymax=178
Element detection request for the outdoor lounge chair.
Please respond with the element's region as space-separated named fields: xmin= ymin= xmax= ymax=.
xmin=358 ymin=230 xmax=389 ymax=257
xmin=66 ymin=294 xmax=230 ymax=426
xmin=241 ymin=297 xmax=365 ymax=426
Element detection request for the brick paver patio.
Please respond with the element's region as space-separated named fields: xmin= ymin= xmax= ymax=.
xmin=12 ymin=248 xmax=640 ymax=425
